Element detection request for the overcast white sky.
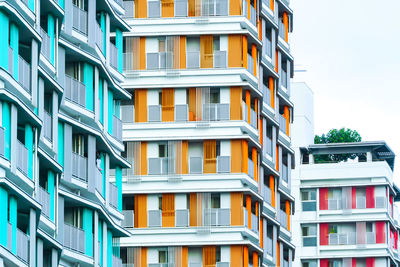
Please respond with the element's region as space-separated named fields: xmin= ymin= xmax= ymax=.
xmin=290 ymin=0 xmax=400 ymax=180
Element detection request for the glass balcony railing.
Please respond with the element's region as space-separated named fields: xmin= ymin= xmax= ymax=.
xmin=109 ymin=182 xmax=119 ymax=209
xmin=213 ymin=51 xmax=227 ymax=68
xmin=72 ymin=4 xmax=88 ymax=35
xmin=279 ymin=114 xmax=287 ymax=134
xmin=375 ymin=196 xmax=386 ymax=209
xmin=202 ymin=103 xmax=230 ymax=121
xmin=189 ymin=157 xmax=203 ymax=174
xmin=64 ymin=75 xmax=86 ymax=107
xmin=176 ymin=209 xmax=189 ymax=227
xmin=280 ymin=210 xmax=288 ymax=229
xmin=278 ymin=21 xmax=286 ymax=40
xmin=328 ymin=232 xmax=356 ymax=245
xmin=248 ymin=158 xmax=254 ymax=179
xmin=203 ymin=208 xmax=230 ymax=226
xmin=113 ymin=255 xmax=123 ymax=267
xmin=247 ymin=53 xmax=254 ymax=75
xmin=243 ymin=208 xmax=258 ymax=233
xmin=40 ymin=28 xmax=51 ymax=62
xmin=201 ymin=0 xmax=229 ymax=16
xmin=264 ymin=236 xmax=273 ymax=256
xmin=356 ymin=196 xmax=366 ymax=209
xmin=328 ymin=199 xmax=342 ymax=210
xmin=110 ymin=42 xmax=119 ymax=70
xmin=95 ymin=23 xmax=104 ymax=54
xmin=123 ymin=1 xmax=135 ymax=18
xmin=175 ymin=104 xmax=188 ymax=121
xmin=281 ymin=164 xmax=288 ymax=182
xmin=187 ymin=51 xmax=200 ymax=69
xmin=265 ymin=136 xmax=272 ymax=156
xmin=148 ymin=0 xmax=161 ymax=18
xmin=175 ymin=0 xmax=188 ymax=17
xmin=95 ymin=167 xmax=103 ymax=196
xmin=242 ymin=1 xmax=257 ymax=26
xmin=281 ymin=69 xmax=288 ymax=88
xmin=148 ymin=210 xmax=162 ymax=227
xmin=17 ymin=140 xmax=28 ymax=176
xmin=148 ymin=157 xmax=171 ymax=175
xmin=121 ymin=105 xmax=135 ymax=123
xmin=263 ymin=185 xmax=272 ymax=205
xmin=146 ymin=52 xmax=173 ymax=70
xmin=148 ymin=105 xmax=162 ymax=122
xmin=16 ymin=228 xmax=29 ymax=263
xmin=0 ymin=126 xmax=5 ymax=157
xmin=263 ymin=85 xmax=271 ymax=106
xmin=19 ymin=56 xmax=31 ymax=93
xmin=242 ymin=102 xmax=258 ymax=129
xmin=113 ymin=115 xmax=123 ymax=141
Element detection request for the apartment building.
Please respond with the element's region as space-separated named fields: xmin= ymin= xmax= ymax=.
xmin=291 ymin=82 xmax=400 ymax=267
xmin=119 ymin=0 xmax=295 ymax=266
xmin=0 ymin=0 xmax=128 ymax=266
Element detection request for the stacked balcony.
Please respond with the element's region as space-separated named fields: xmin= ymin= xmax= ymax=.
xmin=64 ymin=223 xmax=85 ymax=253
xmin=64 ymin=75 xmax=86 ymax=107
xmin=72 ymin=4 xmax=88 ymax=35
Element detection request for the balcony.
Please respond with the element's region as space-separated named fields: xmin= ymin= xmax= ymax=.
xmin=148 ymin=0 xmax=161 ymax=18
xmin=122 ymin=210 xmax=134 ymax=228
xmin=213 ymin=51 xmax=227 ymax=68
xmin=43 ymin=110 xmax=52 ymax=141
xmin=263 ymin=185 xmax=272 ymax=205
xmin=328 ymin=232 xmax=356 ymax=245
xmin=95 ymin=167 xmax=103 ymax=196
xmin=71 ymin=152 xmax=88 ymax=182
xmin=175 ymin=104 xmax=188 ymax=121
xmin=204 ymin=208 xmax=230 ymax=226
xmin=148 ymin=157 xmax=170 ymax=175
xmin=0 ymin=127 xmax=5 ymax=157
xmin=121 ymin=105 xmax=135 ymax=123
xmin=64 ymin=75 xmax=86 ymax=107
xmin=201 ymin=0 xmax=229 ymax=16
xmin=95 ymin=23 xmax=104 ymax=54
xmin=248 ymin=158 xmax=254 ymax=179
xmin=217 ymin=156 xmax=230 ymax=173
xmin=110 ymin=42 xmax=119 ymax=70
xmin=16 ymin=228 xmax=29 ymax=263
xmin=18 ymin=56 xmax=31 ymax=94
xmin=8 ymin=46 xmax=13 ymax=76
xmin=278 ymin=21 xmax=286 ymax=40
xmin=189 ymin=157 xmax=203 ymax=174
xmin=176 ymin=209 xmax=189 ymax=227
xmin=72 ymin=4 xmax=88 ymax=35
xmin=279 ymin=211 xmax=288 ymax=229
xmin=242 ymin=102 xmax=258 ymax=129
xmin=123 ymin=1 xmax=135 ymax=18
xmin=64 ymin=223 xmax=85 ymax=253
xmin=38 ymin=186 xmax=51 ymax=218
xmin=113 ymin=255 xmax=123 ymax=267
xmin=113 ymin=115 xmax=123 ymax=141
xmin=148 ymin=210 xmax=162 ymax=227
xmin=17 ymin=140 xmax=28 ymax=176
xmin=366 ymin=232 xmax=376 ymax=244
xmin=202 ymin=103 xmax=230 ymax=121
xmin=40 ymin=28 xmax=51 ymax=62
xmin=263 ymin=85 xmax=271 ymax=107
xmin=328 ymin=199 xmax=342 ymax=210
xmin=281 ymin=164 xmax=288 ymax=182
xmin=242 ymin=1 xmax=257 ymax=26
xmin=175 ymin=0 xmax=188 ymax=17
xmin=187 ymin=51 xmax=200 ymax=69
xmin=264 ymin=37 xmax=272 ymax=58
xmin=109 ymin=182 xmax=119 ymax=209
xmin=264 ymin=236 xmax=273 ymax=256
xmin=247 ymin=53 xmax=254 ymax=75
xmin=147 ymin=52 xmax=173 ymax=70
xmin=243 ymin=208 xmax=258 ymax=233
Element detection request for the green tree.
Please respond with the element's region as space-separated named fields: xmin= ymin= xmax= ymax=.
xmin=314 ymin=128 xmax=362 ymax=163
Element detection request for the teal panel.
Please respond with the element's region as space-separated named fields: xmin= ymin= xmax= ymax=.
xmin=0 ymin=187 xmax=8 ymax=247
xmin=28 ymin=0 xmax=35 ymax=11
xmin=58 ymin=122 xmax=64 ymax=167
xmin=2 ymin=102 xmax=11 ymax=160
xmin=59 ymin=0 xmax=65 ymax=8
xmin=107 ymin=90 xmax=113 ymax=135
xmin=47 ymin=15 xmax=55 ymax=65
xmin=100 ymin=13 xmax=106 ymax=56
xmin=82 ymin=208 xmax=93 ymax=257
xmin=47 ymin=170 xmax=55 ymax=221
xmin=98 ymin=220 xmax=103 ymax=267
xmin=116 ymin=166 xmax=122 ymax=211
xmin=107 ymin=230 xmax=112 ymax=267
xmin=25 ymin=124 xmax=34 ymax=179
xmin=101 ymin=153 xmax=105 ymax=196
xmin=116 ymin=28 xmax=123 ymax=73
xmin=9 ymin=195 xmax=17 ymax=254
xmin=0 ymin=11 xmax=9 ymax=71
xmin=99 ymin=78 xmax=104 ymax=125
xmin=9 ymin=23 xmax=19 ymax=80
xmin=83 ymin=63 xmax=94 ymax=111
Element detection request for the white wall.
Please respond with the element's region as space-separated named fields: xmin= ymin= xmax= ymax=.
xmin=176 ymin=194 xmax=187 ymax=209
xmin=175 ymin=89 xmax=187 ymax=105
xmin=148 ymin=90 xmax=160 ymax=106
xmin=146 ymin=37 xmax=159 ymax=53
xmin=221 ymin=246 xmax=230 ymax=262
xmin=148 ymin=194 xmax=159 ymax=210
xmin=189 ymin=143 xmax=203 ymax=157
xmin=147 ymin=248 xmax=159 ymax=264
xmin=148 ymin=142 xmax=159 ymax=158
xmin=220 ymin=36 xmax=228 ymax=52
xmin=188 ymin=247 xmax=202 ymax=264
xmin=220 ymin=88 xmax=230 ymax=104
xmin=220 ymin=193 xmax=230 ymax=209
xmin=220 ymin=140 xmax=231 ymax=156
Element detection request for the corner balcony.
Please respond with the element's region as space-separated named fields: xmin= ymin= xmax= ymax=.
xmin=243 ymin=208 xmax=259 ymax=234
xmin=6 ymin=222 xmax=30 ymax=264
xmin=8 ymin=46 xmax=31 ymax=95
xmin=71 ymin=152 xmax=88 ymax=183
xmin=64 ymin=75 xmax=86 ymax=107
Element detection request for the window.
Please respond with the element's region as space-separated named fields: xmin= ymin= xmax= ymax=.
xmin=328 ymin=188 xmax=342 ymax=210
xmin=211 ymin=194 xmax=220 ymax=209
xmin=356 ymin=188 xmax=366 ymax=209
xmin=213 ymin=37 xmax=220 ymax=51
xmin=302 ymin=224 xmax=317 ymax=247
xmin=72 ymin=134 xmax=85 ymax=155
xmin=159 ymin=143 xmax=167 ymax=158
xmin=329 ymin=260 xmax=342 ymax=267
xmin=301 ymin=189 xmax=316 ymax=211
xmin=158 ymin=249 xmax=167 ymax=263
xmin=302 ymin=261 xmax=317 ymax=267
xmin=329 ymin=225 xmax=338 ymax=234
xmin=210 ymin=88 xmax=220 ymax=104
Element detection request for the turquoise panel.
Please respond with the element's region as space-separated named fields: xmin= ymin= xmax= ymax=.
xmin=0 ymin=11 xmax=9 ymax=71
xmin=58 ymin=122 xmax=64 ymax=167
xmin=2 ymin=102 xmax=11 ymax=160
xmin=0 ymin=187 xmax=8 ymax=246
xmin=9 ymin=23 xmax=19 ymax=80
xmin=101 ymin=153 xmax=105 ymax=196
xmin=82 ymin=208 xmax=93 ymax=257
xmin=100 ymin=13 xmax=106 ymax=56
xmin=25 ymin=124 xmax=34 ymax=179
xmin=47 ymin=170 xmax=55 ymax=221
xmin=59 ymin=0 xmax=65 ymax=8
xmin=107 ymin=230 xmax=112 ymax=267
xmin=28 ymin=0 xmax=35 ymax=11
xmin=99 ymin=78 xmax=104 ymax=125
xmin=47 ymin=15 xmax=55 ymax=65
xmin=108 ymin=90 xmax=113 ymax=135
xmin=116 ymin=28 xmax=123 ymax=73
xmin=83 ymin=63 xmax=94 ymax=111
xmin=9 ymin=195 xmax=17 ymax=254
xmin=116 ymin=166 xmax=122 ymax=211
xmin=98 ymin=220 xmax=103 ymax=267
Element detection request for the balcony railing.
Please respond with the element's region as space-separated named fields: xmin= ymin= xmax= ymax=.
xmin=113 ymin=255 xmax=123 ymax=267
xmin=17 ymin=228 xmax=29 ymax=263
xmin=281 ymin=164 xmax=288 ymax=182
xmin=263 ymin=185 xmax=271 ymax=205
xmin=279 ymin=114 xmax=287 ymax=134
xmin=17 ymin=140 xmax=28 ymax=176
xmin=109 ymin=182 xmax=119 ymax=209
xmin=148 ymin=210 xmax=162 ymax=227
xmin=148 ymin=157 xmax=171 ymax=175
xmin=280 ymin=211 xmax=287 ymax=229
xmin=43 ymin=110 xmax=52 ymax=141
xmin=110 ymin=42 xmax=119 ymax=70
xmin=64 ymin=223 xmax=85 ymax=253
xmin=251 ymin=212 xmax=258 ymax=233
xmin=328 ymin=232 xmax=356 ymax=245
xmin=175 ymin=104 xmax=188 ymax=121
xmin=263 ymin=85 xmax=271 ymax=106
xmin=123 ymin=52 xmax=135 ymax=71
xmin=7 ymin=222 xmax=12 ymax=250
xmin=0 ymin=127 xmax=5 ymax=157
xmin=278 ymin=21 xmax=286 ymax=40
xmin=356 ymin=196 xmax=366 ymax=209
xmin=175 ymin=0 xmax=188 ymax=16
xmin=176 ymin=209 xmax=189 ymax=227
xmin=38 ymin=186 xmax=51 ymax=218
xmin=201 ymin=0 xmax=228 ymax=16
xmin=113 ymin=115 xmax=123 ymax=141
xmin=95 ymin=167 xmax=103 ymax=196
xmin=72 ymin=4 xmax=88 ymax=35
xmin=366 ymin=232 xmax=375 ymax=244
xmin=121 ymin=105 xmax=135 ymax=123
xmin=248 ymin=158 xmax=254 ymax=179
xmin=264 ymin=236 xmax=273 ymax=256
xmin=19 ymin=56 xmax=31 ymax=93
xmin=122 ymin=210 xmax=134 ymax=228
xmin=264 ymin=37 xmax=272 ymax=58
xmin=65 ymin=75 xmax=86 ymax=107
xmin=213 ymin=51 xmax=227 ymax=68
xmin=72 ymin=152 xmax=87 ymax=182
xmin=242 ymin=102 xmax=258 ymax=129
xmin=247 ymin=53 xmax=254 ymax=75
xmin=189 ymin=157 xmax=203 ymax=174
xmin=265 ymin=136 xmax=272 ymax=156
xmin=148 ymin=0 xmax=161 ymax=18
xmin=95 ymin=23 xmax=104 ymax=54
xmin=148 ymin=105 xmax=161 ymax=122
xmin=281 ymin=69 xmax=288 ymax=88
xmin=123 ymin=1 xmax=135 ymax=18
xmin=217 ymin=156 xmax=230 ymax=173
xmin=187 ymin=51 xmax=200 ymax=69
xmin=202 ymin=103 xmax=230 ymax=121
xmin=204 ymin=208 xmax=230 ymax=226
xmin=328 ymin=199 xmax=342 ymax=210
xmin=242 ymin=1 xmax=256 ymax=26
xmin=8 ymin=46 xmax=13 ymax=76
xmin=376 ymin=196 xmax=386 ymax=208
xmin=216 ymin=262 xmax=229 ymax=267
xmin=40 ymin=28 xmax=51 ymax=61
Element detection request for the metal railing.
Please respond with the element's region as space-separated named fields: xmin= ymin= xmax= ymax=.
xmin=121 ymin=105 xmax=135 ymax=123
xmin=263 ymin=85 xmax=271 ymax=106
xmin=243 ymin=208 xmax=248 ymax=227
xmin=38 ymin=186 xmax=51 ymax=218
xmin=148 ymin=0 xmax=161 ymax=18
xmin=250 ymin=108 xmax=257 ymax=129
xmin=264 ymin=37 xmax=272 ymax=58
xmin=175 ymin=0 xmax=188 ymax=17
xmin=72 ymin=4 xmax=88 ymax=35
xmin=64 ymin=223 xmax=85 ymax=253
xmin=43 ymin=110 xmax=52 ymax=141
xmin=247 ymin=53 xmax=254 ymax=75
xmin=328 ymin=232 xmax=356 ymax=245
xmin=356 ymin=196 xmax=366 ymax=209
xmin=17 ymin=140 xmax=28 ymax=176
xmin=279 ymin=114 xmax=287 ymax=134
xmin=248 ymin=158 xmax=254 ymax=179
xmin=278 ymin=21 xmax=286 ymax=40
xmin=217 ymin=156 xmax=230 ymax=173
xmin=280 ymin=211 xmax=288 ymax=229
xmin=281 ymin=164 xmax=288 ymax=182
xmin=109 ymin=182 xmax=119 ymax=209
xmin=189 ymin=263 xmax=202 ymax=267
xmin=110 ymin=42 xmax=119 ymax=70
xmin=8 ymin=46 xmax=13 ymax=76
xmin=19 ymin=56 xmax=31 ymax=93
xmin=251 ymin=212 xmax=258 ymax=233
xmin=7 ymin=222 xmax=12 ymax=250
xmin=0 ymin=127 xmax=5 ymax=157
xmin=175 ymin=104 xmax=188 ymax=121
xmin=265 ymin=136 xmax=272 ymax=156
xmin=64 ymin=75 xmax=86 ymax=107
xmin=17 ymin=228 xmax=29 ymax=263
xmin=201 ymin=0 xmax=228 ymax=16
xmin=122 ymin=210 xmax=134 ymax=228
xmin=113 ymin=115 xmax=123 ymax=141
xmin=176 ymin=209 xmax=189 ymax=227
xmin=123 ymin=52 xmax=134 ymax=71
xmin=148 ymin=210 xmax=162 ymax=227
xmin=366 ymin=232 xmax=376 ymax=244
xmin=148 ymin=105 xmax=162 ymax=122
xmin=148 ymin=157 xmax=172 ymax=175
xmin=40 ymin=28 xmax=51 ymax=61
xmin=71 ymin=152 xmax=87 ymax=182
xmin=95 ymin=167 xmax=103 ymax=196
xmin=216 ymin=262 xmax=229 ymax=267
xmin=376 ymin=196 xmax=386 ymax=208
xmin=265 ymin=236 xmax=273 ymax=256
xmin=213 ymin=51 xmax=227 ymax=68
xmin=204 ymin=208 xmax=230 ymax=226
xmin=249 ymin=5 xmax=256 ymax=26
xmin=328 ymin=199 xmax=342 ymax=210
xmin=281 ymin=69 xmax=288 ymax=88
xmin=123 ymin=1 xmax=135 ymax=18
xmin=202 ymin=103 xmax=230 ymax=121
xmin=113 ymin=255 xmax=123 ymax=267
xmin=263 ymin=185 xmax=271 ymax=205
xmin=95 ymin=23 xmax=104 ymax=54
xmin=187 ymin=51 xmax=201 ymax=69
xmin=189 ymin=157 xmax=203 ymax=174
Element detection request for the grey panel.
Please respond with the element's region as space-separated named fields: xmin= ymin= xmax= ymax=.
xmin=87 ymin=135 xmax=96 ymax=193
xmin=57 ymin=196 xmax=64 ymax=243
xmin=36 ymin=239 xmax=43 ymax=267
xmin=31 ymin=39 xmax=38 ymax=108
xmin=29 ymin=208 xmax=36 ymax=267
xmin=52 ymin=91 xmax=58 ymax=153
xmin=64 ymin=0 xmax=73 ymax=35
xmin=57 ymin=46 xmax=65 ymax=87
xmin=63 ymin=123 xmax=72 ymax=182
xmin=88 ymin=0 xmax=96 ymax=47
xmin=10 ymin=104 xmax=18 ymax=174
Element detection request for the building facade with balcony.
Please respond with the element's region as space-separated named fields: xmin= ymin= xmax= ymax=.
xmin=0 ymin=0 xmax=129 ymax=266
xmin=119 ymin=0 xmax=295 ymax=266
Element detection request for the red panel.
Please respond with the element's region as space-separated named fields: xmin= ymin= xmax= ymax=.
xmin=320 ymin=223 xmax=329 ymax=245
xmin=395 ymin=231 xmax=398 ymax=249
xmin=352 ymin=258 xmax=357 ymax=267
xmin=319 ymin=188 xmax=328 ymax=210
xmin=320 ymin=259 xmax=329 ymax=267
xmin=375 ymin=221 xmax=386 ymax=244
xmin=366 ymin=186 xmax=375 ymax=208
xmin=352 ymin=187 xmax=357 ymax=209
xmin=390 ymin=195 xmax=393 ymax=216
xmin=366 ymin=258 xmax=375 ymax=267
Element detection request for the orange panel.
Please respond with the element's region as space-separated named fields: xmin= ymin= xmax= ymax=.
xmin=135 ymin=0 xmax=147 ymax=18
xmin=258 ymin=18 xmax=262 ymax=40
xmin=135 ymin=195 xmax=147 ymax=228
xmin=135 ymin=89 xmax=148 ymax=122
xmin=275 ymin=50 xmax=278 ymax=72
xmin=284 ymin=105 xmax=290 ymax=135
xmin=245 ymin=90 xmax=251 ymax=123
xmin=243 ymin=246 xmax=249 ymax=267
xmin=141 ymin=142 xmax=147 ymax=175
xmin=252 ymin=147 xmax=257 ymax=181
xmin=181 ymin=247 xmax=188 ymax=267
xmin=140 ymin=37 xmax=146 ymax=70
xmin=251 ymin=44 xmax=257 ymax=77
xmin=276 ymin=145 xmax=279 ymax=171
xmin=141 ymin=247 xmax=147 ymax=267
xmin=161 ymin=0 xmax=174 ymax=17
xmin=259 ymin=215 xmax=263 ymax=248
xmin=253 ymin=252 xmax=258 ymax=267
xmin=242 ymin=36 xmax=248 ymax=69
xmin=162 ymin=193 xmax=175 ymax=227
xmin=200 ymin=35 xmax=213 ymax=68
xmin=259 ymin=117 xmax=263 ymax=145
xmin=203 ymin=140 xmax=217 ymax=173
xmin=269 ymin=175 xmax=275 ymax=207
xmin=181 ymin=141 xmax=188 ymax=174
xmin=246 ymin=0 xmax=250 ymax=18
xmin=286 ymin=200 xmax=291 ymax=230
xmin=228 ymin=35 xmax=243 ymax=68
xmin=180 ymin=36 xmax=186 ymax=69
xmin=203 ymin=246 xmax=216 ymax=267
xmin=277 ymin=241 xmax=280 ymax=266
xmin=283 ymin=12 xmax=289 ymax=42
xmin=254 ymin=98 xmax=258 ymax=128
xmin=230 ymin=87 xmax=243 ymax=120
xmin=230 ymin=245 xmax=243 ymax=267
xmin=229 ymin=0 xmax=242 ymax=15
xmin=268 ymin=77 xmax=275 ymax=108
xmin=242 ymin=140 xmax=248 ymax=174
xmin=188 ymin=88 xmax=201 ymax=121
xmin=270 ymin=0 xmax=274 ymax=11
xmin=231 ymin=140 xmax=242 ymax=173
xmin=230 ymin=192 xmax=243 ymax=226
xmin=162 ymin=89 xmax=175 ymax=122
xmin=246 ymin=195 xmax=251 ymax=227
xmin=189 ymin=193 xmax=199 ymax=226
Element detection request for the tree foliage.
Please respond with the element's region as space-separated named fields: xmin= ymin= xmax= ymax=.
xmin=314 ymin=128 xmax=362 ymax=163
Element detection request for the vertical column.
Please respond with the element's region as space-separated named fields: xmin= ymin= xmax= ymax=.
xmin=29 ymin=208 xmax=36 ymax=267
xmin=99 ymin=77 xmax=104 ymax=125
xmin=87 ymin=0 xmax=96 ymax=47
xmin=47 ymin=14 xmax=55 ymax=65
xmin=0 ymin=11 xmax=9 ymax=71
xmin=105 ymin=154 xmax=110 ymax=205
xmin=99 ymin=219 xmax=104 ymax=267
xmin=10 ymin=104 xmax=17 ymax=173
xmin=105 ymin=13 xmax=110 ymax=65
xmin=116 ymin=166 xmax=122 ymax=211
xmin=52 ymin=90 xmax=58 ymax=151
xmin=9 ymin=196 xmax=17 ymax=253
xmin=83 ymin=208 xmax=94 ymax=257
xmin=272 ymin=225 xmax=277 ymax=265
xmin=102 ymin=222 xmax=108 ymax=267
xmin=36 ymin=238 xmax=43 ymax=267
xmin=94 ymin=67 xmax=99 ymax=122
xmin=58 ymin=122 xmax=64 ymax=167
xmin=245 ymin=90 xmax=250 ymax=123
xmin=285 ymin=200 xmax=290 ymax=230
xmin=251 ymin=44 xmax=257 ymax=76
xmin=51 ymin=248 xmax=58 ymax=267
xmin=94 ymin=211 xmax=99 ymax=267
xmin=0 ymin=187 xmax=7 ymax=247
xmin=83 ymin=63 xmax=94 ymax=111
xmin=25 ymin=124 xmax=34 ymax=179
xmin=108 ymin=89 xmax=114 ymax=135
xmin=116 ymin=28 xmax=123 ymax=73
xmin=87 ymin=135 xmax=96 ymax=193
xmin=2 ymin=102 xmax=11 ymax=160
xmin=9 ymin=23 xmax=19 ymax=80
xmin=100 ymin=12 xmax=107 ymax=56
xmin=252 ymin=147 xmax=257 ymax=181
xmin=246 ymin=195 xmax=251 ymax=228
xmin=269 ymin=175 xmax=275 ymax=208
